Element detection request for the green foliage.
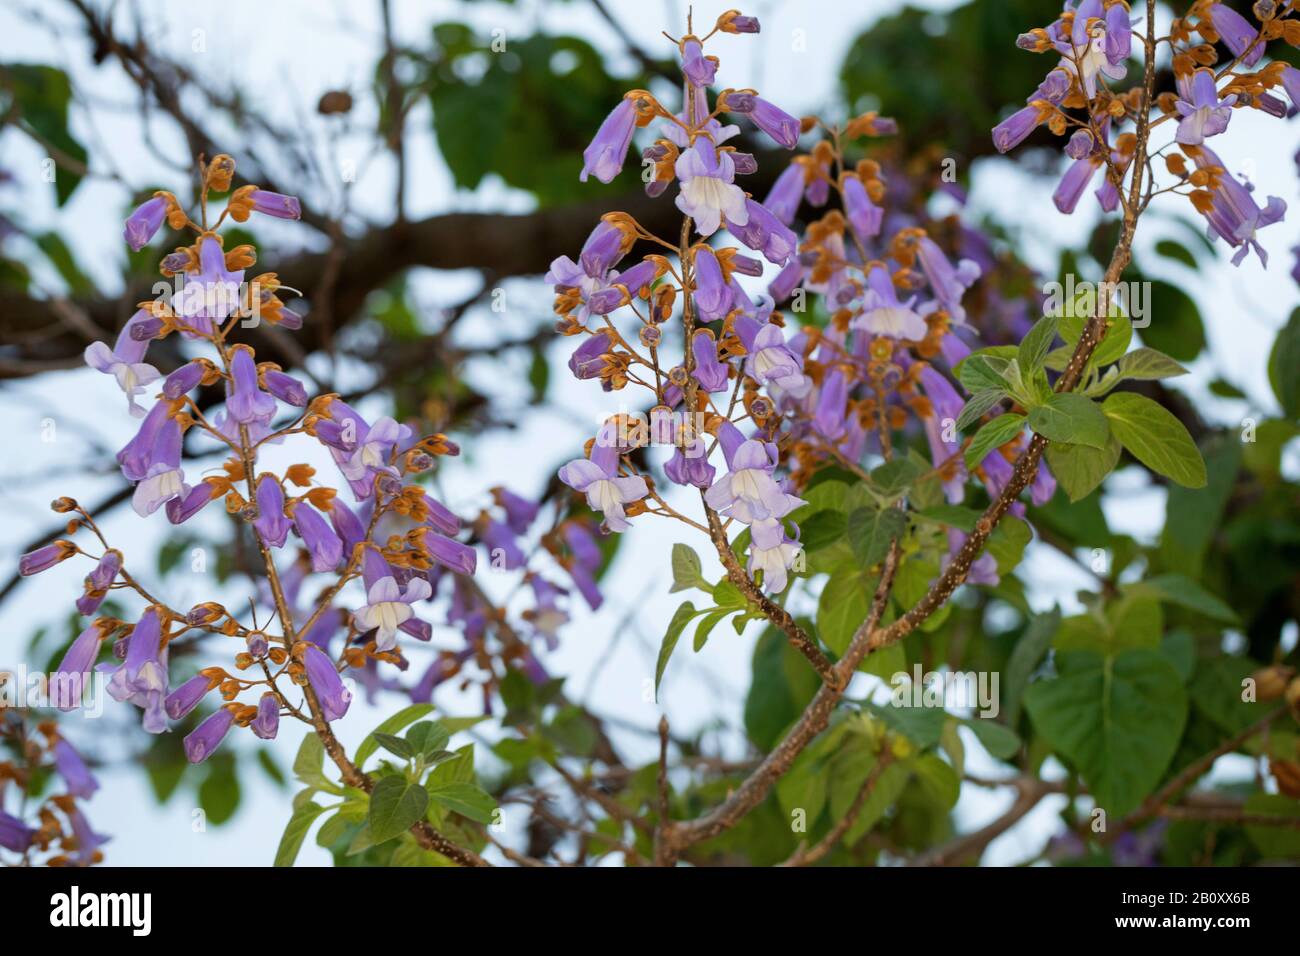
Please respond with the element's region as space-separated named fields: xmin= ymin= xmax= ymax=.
xmin=1101 ymin=392 xmax=1207 ymax=488
xmin=0 ymin=64 xmax=88 ymax=205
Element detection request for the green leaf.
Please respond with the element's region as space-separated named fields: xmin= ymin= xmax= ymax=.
xmin=1101 ymin=392 xmax=1207 ymax=488
xmin=655 ymin=601 xmax=698 ymax=698
xmin=1003 ymin=608 xmax=1060 ymax=727
xmin=355 ymin=704 xmax=435 ymax=768
xmin=1044 ymin=435 xmax=1122 ymax=502
xmin=956 ymin=353 xmax=1014 ymax=394
xmin=368 ymin=776 xmax=430 ymax=844
xmin=1023 ymin=649 xmax=1187 ymax=816
xmin=955 ymin=388 xmax=1006 ymax=432
xmin=669 ymin=543 xmax=710 ymax=593
xmin=744 ymin=627 xmax=819 ymax=750
xmin=869 ymin=458 xmax=924 ymax=498
xmin=1017 ymin=315 xmax=1059 ymax=377
xmin=405 ymin=721 xmax=452 ymax=759
xmin=1112 ymin=347 xmax=1188 ymax=383
xmin=1027 ymin=393 xmax=1110 ymax=448
xmin=1159 ymin=435 xmax=1239 ymax=577
xmin=372 ymin=733 xmax=415 ymax=761
xmin=1243 ymin=794 xmax=1300 ymax=857
xmin=1268 ymin=307 xmax=1300 ymax=420
xmin=1 ymin=65 xmax=88 ymax=205
xmin=963 ymin=413 xmax=1026 ymax=470
xmin=693 ymin=607 xmax=733 ymax=652
xmin=1153 ymin=238 xmax=1198 ymax=269
xmin=425 ymin=782 xmax=496 ymax=824
xmin=846 ymin=506 xmax=906 ymax=567
xmin=293 ymin=733 xmax=339 ymax=793
xmin=274 ymin=800 xmax=326 ymax=867
xmin=1128 ymin=573 xmax=1239 ymax=625
xmin=1138 ymin=280 xmax=1204 ymax=362
xmin=817 ymin=570 xmax=872 ymax=657
xmin=199 ymin=753 xmax=241 ymax=825
xmin=986 ymin=515 xmax=1032 ymax=573
xmin=964 ymin=717 xmax=1021 ymax=759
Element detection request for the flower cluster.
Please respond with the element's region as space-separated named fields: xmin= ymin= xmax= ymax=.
xmin=18 ymin=154 xmax=601 ymax=782
xmin=553 ymin=10 xmax=1052 ymax=594
xmin=996 ymin=0 xmax=1296 ymax=267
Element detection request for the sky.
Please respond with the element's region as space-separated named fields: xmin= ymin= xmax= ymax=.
xmin=0 ymin=0 xmax=1296 ymax=866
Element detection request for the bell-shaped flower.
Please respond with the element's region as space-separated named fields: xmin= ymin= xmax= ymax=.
xmin=726 ymin=198 xmax=797 ymax=265
xmin=124 ymin=194 xmax=168 ymax=251
xmin=852 ymin=267 xmax=927 ymax=340
xmin=76 ymin=549 xmax=122 ymax=617
xmin=251 ymin=693 xmax=280 ymax=740
xmin=691 ymin=329 xmax=730 ymax=393
xmin=53 ymin=739 xmax=99 ymax=799
xmin=83 ymin=310 xmax=162 ymax=418
xmin=1175 ymin=68 xmax=1235 ymax=145
xmin=692 ymin=245 xmax=733 ymax=321
xmin=582 ymin=97 xmax=639 ymax=184
xmin=915 ymin=237 xmax=981 ymax=324
xmin=1207 ymin=2 xmax=1263 ymax=68
xmin=748 ymin=517 xmax=802 ymax=593
xmin=173 ymin=235 xmax=245 ymax=337
xmin=289 ymin=500 xmax=344 ymax=572
xmin=131 ymin=417 xmax=189 ymax=517
xmin=253 ymin=475 xmax=292 ymax=548
xmin=675 ymin=138 xmax=748 ymax=237
xmin=745 ymin=324 xmax=809 ymax=394
xmin=104 ymin=607 xmax=169 ymax=733
xmin=184 ymin=707 xmax=234 ymax=763
xmin=725 ymin=92 xmax=800 ymax=149
xmin=558 ymin=423 xmax=648 ymax=532
xmin=303 ymin=644 xmax=351 ymax=721
xmin=52 ymin=622 xmax=106 ymax=711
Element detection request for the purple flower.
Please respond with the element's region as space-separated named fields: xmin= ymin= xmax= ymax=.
xmin=558 ymin=423 xmax=648 ymax=532
xmin=251 ymin=693 xmax=280 ymax=740
xmin=843 ymin=175 xmax=882 ymax=244
xmin=1190 ymin=145 xmax=1287 ymax=266
xmin=725 ymin=92 xmax=801 ymax=149
xmin=1282 ymin=67 xmax=1300 ymax=112
xmin=769 ymin=260 xmax=803 ymax=301
xmin=852 ymin=267 xmax=927 ymax=340
xmin=563 ymin=522 xmax=604 ymax=610
xmin=692 ymin=245 xmax=733 ymax=321
xmin=123 ymin=195 xmax=168 ymax=251
xmin=746 ymin=324 xmax=808 ymax=394
xmin=130 ymin=416 xmax=189 ymax=517
xmin=0 ymin=811 xmax=34 ymax=854
xmin=1061 ymin=0 xmax=1128 ymax=98
xmin=165 ymin=674 xmax=213 ymax=720
xmin=916 ymin=237 xmax=981 ymax=324
xmin=303 ymin=644 xmax=352 ymax=721
xmin=67 ymin=807 xmax=110 ymax=865
xmin=253 ymin=475 xmax=292 ymax=549
xmin=992 ymin=104 xmax=1045 ymax=154
xmin=173 ymin=236 xmax=245 ymax=337
xmin=665 ymin=438 xmax=716 ymax=489
xmin=480 ymin=516 xmax=527 ymax=570
xmin=355 ymin=549 xmax=432 ymax=651
xmin=764 ymin=165 xmax=805 ymax=225
xmin=813 ymin=367 xmax=848 ymax=440
xmin=19 ymin=540 xmax=75 ymax=576
xmin=163 ymin=360 xmax=206 ymax=400
xmin=675 ymin=138 xmax=748 ymax=236
xmin=691 ymin=329 xmax=730 ymax=392
xmin=51 ymin=623 xmax=105 ymax=711
xmin=1054 ymin=153 xmax=1103 ymax=214
xmin=248 ymin=190 xmax=301 ymax=220
xmin=340 ymin=415 xmax=402 ymax=485
xmin=326 ymin=498 xmax=368 ymax=553
xmin=681 ymin=38 xmax=717 ymax=87
xmin=493 ymin=487 xmax=539 ymax=535
xmin=586 ymin=259 xmax=662 ymax=315
xmin=83 ymin=336 xmax=161 ymax=419
xmin=166 ymin=480 xmax=220 ymax=525
xmin=53 ymin=739 xmax=99 ymax=799
xmin=1175 ymin=68 xmax=1235 ymax=145
xmin=76 ymin=549 xmax=122 ymax=617
xmin=568 ymin=331 xmax=614 ymax=380
xmin=290 ymin=501 xmax=344 ymax=572
xmin=748 ymin=517 xmax=802 ymax=592
xmin=1208 ymin=2 xmax=1263 ymax=68
xmin=184 ymin=707 xmax=235 ymax=764
xmin=421 ymin=493 xmax=460 ymax=536
xmin=726 ymin=198 xmax=798 ymax=265
xmin=263 ymin=368 xmax=308 ymax=407
xmin=918 ymin=365 xmax=967 ymax=503
xmin=104 ymin=607 xmax=169 ymax=733
xmin=704 ymin=428 xmax=802 ymax=524
xmin=423 ymin=529 xmax=478 ymax=575
xmin=227 ymin=346 xmax=277 ymax=425
xmin=582 ymin=97 xmax=639 ymax=184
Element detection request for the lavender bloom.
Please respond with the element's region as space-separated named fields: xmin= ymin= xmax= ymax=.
xmin=131 ymin=416 xmax=189 ymax=517
xmin=1282 ymin=67 xmax=1300 ymax=112
xmin=665 ymin=438 xmax=716 ymax=488
xmin=248 ymin=190 xmax=301 ymax=220
xmin=852 ymin=267 xmax=927 ymax=340
xmin=493 ymin=487 xmax=539 ymax=535
xmin=340 ymin=415 xmax=402 ymax=485
xmin=726 ymin=92 xmax=800 ymax=149
xmin=1054 ymin=153 xmax=1103 ymax=214
xmin=746 ymin=324 xmax=809 ymax=394
xmin=123 ymin=195 xmax=168 ymax=251
xmin=916 ymin=237 xmax=981 ymax=324
xmin=676 ymin=138 xmax=748 ymax=236
xmin=586 ymin=259 xmax=661 ymax=314
xmin=165 ymin=674 xmax=212 ymax=720
xmin=83 ymin=339 xmax=161 ymax=420
xmin=104 ymin=607 xmax=169 ymax=733
xmin=582 ymin=97 xmax=638 ymax=184
xmin=580 ymin=220 xmax=631 ymax=276
xmin=0 ymin=811 xmax=34 ymax=854
xmin=19 ymin=540 xmax=75 ymax=576
xmin=166 ymin=480 xmax=219 ymax=525
xmin=813 ymin=367 xmax=848 ymax=440
xmin=1191 ymin=145 xmax=1287 ymax=266
xmin=303 ymin=645 xmax=351 ymax=721
xmin=481 ymin=517 xmax=527 ymax=570
xmin=681 ymin=38 xmax=717 ymax=87
xmin=764 ymin=165 xmax=804 ymax=226
xmin=727 ymin=198 xmax=798 ymax=265
xmin=992 ymin=104 xmax=1044 ymax=154
xmin=52 ymin=623 xmax=105 ymax=711
xmin=693 ymin=245 xmax=733 ymax=321
xmin=163 ymin=360 xmax=206 ymax=400
xmin=918 ymin=365 xmax=967 ymax=503
xmin=290 ymin=501 xmax=343 ymax=572
xmin=355 ymin=553 xmax=433 ymax=652
xmin=251 ymin=693 xmax=280 ymax=740
xmin=1061 ymin=0 xmax=1128 ymax=98
xmin=184 ymin=708 xmax=235 ymax=764
xmin=748 ymin=517 xmax=802 ymax=592
xmin=1064 ymin=128 xmax=1095 ymax=160
xmin=1208 ymin=2 xmax=1263 ymax=68
xmin=421 ymin=493 xmax=461 ymax=536
xmin=568 ymin=331 xmax=614 ymax=380
xmin=563 ymin=522 xmax=604 ymax=610
xmin=1175 ymin=69 xmax=1235 ymax=145
xmin=423 ymin=530 xmax=478 ymax=575
xmin=253 ymin=475 xmax=292 ymax=549
xmin=53 ymin=739 xmax=99 ymax=799
xmin=76 ymin=549 xmax=122 ymax=616
xmin=327 ymin=498 xmax=368 ymax=553
xmin=691 ymin=330 xmax=730 ymax=392
xmin=227 ymin=346 xmax=276 ymax=425
xmin=558 ymin=423 xmax=648 ymax=532
xmin=1031 ymin=455 xmax=1058 ymax=505
xmin=173 ymin=236 xmax=245 ymax=337
xmin=67 ymin=807 xmax=110 ymax=865
xmin=842 ymin=175 xmax=882 ymax=244
xmin=704 ymin=427 xmax=802 ymax=524
xmin=263 ymin=368 xmax=308 ymax=406
xmin=769 ymin=260 xmax=803 ymax=301
xmin=117 ymin=399 xmax=170 ymax=481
